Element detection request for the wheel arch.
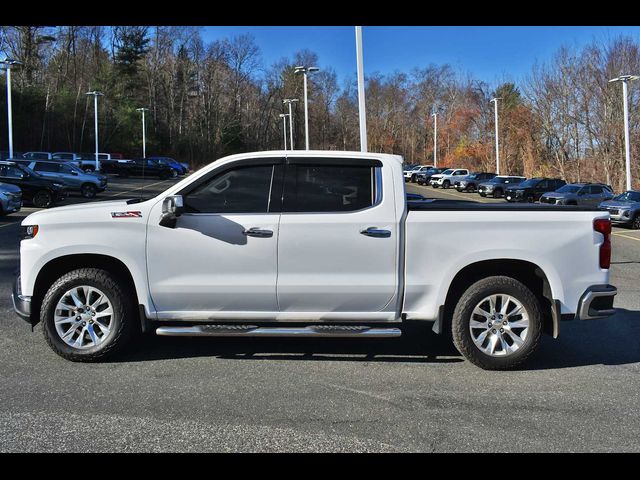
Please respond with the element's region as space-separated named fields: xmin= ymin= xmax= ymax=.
xmin=439 ymin=259 xmax=557 ymax=338
xmin=31 ymin=253 xmax=140 ymax=328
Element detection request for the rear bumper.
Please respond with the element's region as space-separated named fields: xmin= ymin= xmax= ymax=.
xmin=575 ymin=284 xmax=617 ymax=320
xmin=12 ymin=274 xmax=31 ymax=322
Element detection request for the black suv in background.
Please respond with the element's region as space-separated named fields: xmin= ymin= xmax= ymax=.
xmin=118 ymin=158 xmax=178 ymax=179
xmin=505 ymin=178 xmax=566 ymax=203
xmin=0 ymin=160 xmax=68 ymax=208
xmin=415 ymin=167 xmax=447 ymax=185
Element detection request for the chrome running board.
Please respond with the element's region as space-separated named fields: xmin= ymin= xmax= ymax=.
xmin=155 ymin=324 xmax=402 ymax=338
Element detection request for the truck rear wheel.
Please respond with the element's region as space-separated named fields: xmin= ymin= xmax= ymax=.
xmin=41 ymin=268 xmax=135 ymax=362
xmin=451 ymin=276 xmax=543 ymax=370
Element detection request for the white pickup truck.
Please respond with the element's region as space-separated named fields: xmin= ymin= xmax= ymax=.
xmin=12 ymin=151 xmax=617 ymax=370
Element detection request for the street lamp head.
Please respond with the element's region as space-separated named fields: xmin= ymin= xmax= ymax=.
xmin=490 ymin=97 xmax=501 ymax=103
xmin=294 ymin=66 xmax=320 ymax=75
xmin=0 ymin=58 xmax=22 ymax=69
xmin=609 ymin=75 xmax=640 ymax=83
xmin=86 ymin=91 xmax=104 ymax=96
xmin=136 ymin=107 xmax=149 ymax=112
xmin=283 ymin=98 xmax=299 ymax=104
xmin=279 ymin=113 xmax=289 ymax=118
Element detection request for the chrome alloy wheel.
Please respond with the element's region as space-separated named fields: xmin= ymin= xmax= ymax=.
xmin=53 ymin=286 xmax=114 ymax=349
xmin=469 ymin=294 xmax=529 ymax=357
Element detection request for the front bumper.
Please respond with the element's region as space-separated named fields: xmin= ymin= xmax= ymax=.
xmin=575 ymin=284 xmax=617 ymax=320
xmin=12 ymin=274 xmax=31 ymax=323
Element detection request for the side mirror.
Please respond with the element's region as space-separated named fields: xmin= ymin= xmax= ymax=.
xmin=71 ymin=171 xmax=79 ymax=176
xmin=159 ymin=195 xmax=184 ymax=228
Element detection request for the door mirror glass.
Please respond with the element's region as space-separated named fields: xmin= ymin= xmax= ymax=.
xmin=160 ymin=195 xmax=184 ymax=228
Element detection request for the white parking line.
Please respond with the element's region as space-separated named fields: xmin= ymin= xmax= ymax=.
xmin=105 ymin=179 xmax=173 ymax=198
xmin=613 ymin=232 xmax=640 ymax=242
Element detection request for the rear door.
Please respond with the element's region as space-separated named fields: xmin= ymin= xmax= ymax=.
xmin=276 ymin=157 xmax=399 ymax=315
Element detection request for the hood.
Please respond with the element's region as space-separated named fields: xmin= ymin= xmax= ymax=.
xmin=599 ymin=199 xmax=640 ymax=209
xmin=21 ymin=198 xmax=156 ymax=226
xmin=0 ymin=182 xmax=21 ymax=193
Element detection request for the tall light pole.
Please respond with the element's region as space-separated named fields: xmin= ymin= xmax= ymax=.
xmin=86 ymin=91 xmax=104 ymax=171
xmin=355 ymin=26 xmax=368 ymax=152
xmin=432 ymin=111 xmax=438 ymax=167
xmin=0 ymin=59 xmax=22 ymax=159
xmin=279 ymin=113 xmax=289 ymax=150
xmin=283 ymin=98 xmax=298 ymax=150
xmin=294 ymin=65 xmax=319 ymax=150
xmin=490 ymin=97 xmax=501 ymax=175
xmin=136 ymin=108 xmax=149 ymax=158
xmin=609 ymin=75 xmax=639 ymax=191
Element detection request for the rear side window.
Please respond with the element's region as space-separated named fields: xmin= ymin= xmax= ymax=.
xmin=284 ymin=164 xmax=374 ymax=213
xmin=590 ymin=185 xmax=603 ymax=194
xmin=33 ymin=162 xmax=59 ymax=173
xmin=183 ymin=165 xmax=275 ymax=214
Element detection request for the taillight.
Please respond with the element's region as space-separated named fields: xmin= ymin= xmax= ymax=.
xmin=594 ymin=218 xmax=611 ymax=269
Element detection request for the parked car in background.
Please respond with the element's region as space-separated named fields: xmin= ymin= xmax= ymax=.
xmin=455 ymin=172 xmax=497 ymax=192
xmin=0 ymin=182 xmax=22 ymax=216
xmin=599 ymin=190 xmax=640 ymax=229
xmin=148 ymin=156 xmax=188 ymax=175
xmin=52 ymin=152 xmax=81 ymax=162
xmin=23 ymin=152 xmax=53 ymax=160
xmin=0 ymin=160 xmax=68 ymax=208
xmin=477 ymin=176 xmax=526 ymax=198
xmin=429 ymin=168 xmax=469 ymax=189
xmin=16 ymin=160 xmax=108 ymax=198
xmin=416 ymin=167 xmax=447 ymax=185
xmin=404 ymin=165 xmax=433 ymax=183
xmin=539 ymin=183 xmax=613 ymax=206
xmin=505 ymin=178 xmax=566 ymax=203
xmin=118 ymin=158 xmax=178 ymax=179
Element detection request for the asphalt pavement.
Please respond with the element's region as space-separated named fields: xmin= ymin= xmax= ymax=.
xmin=0 ymin=177 xmax=638 ymax=452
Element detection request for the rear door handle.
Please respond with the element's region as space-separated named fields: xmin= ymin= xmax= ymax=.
xmin=243 ymin=227 xmax=273 ymax=238
xmin=360 ymin=227 xmax=391 ymax=238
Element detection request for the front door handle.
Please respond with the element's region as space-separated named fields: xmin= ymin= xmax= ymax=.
xmin=243 ymin=227 xmax=273 ymax=238
xmin=360 ymin=227 xmax=391 ymax=238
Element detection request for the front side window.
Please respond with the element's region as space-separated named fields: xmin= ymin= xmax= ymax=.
xmin=33 ymin=162 xmax=59 ymax=173
xmin=284 ymin=164 xmax=374 ymax=213
xmin=0 ymin=165 xmax=25 ymax=178
xmin=184 ymin=165 xmax=275 ymax=214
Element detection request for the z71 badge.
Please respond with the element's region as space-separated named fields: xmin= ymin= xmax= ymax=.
xmin=111 ymin=211 xmax=143 ymax=218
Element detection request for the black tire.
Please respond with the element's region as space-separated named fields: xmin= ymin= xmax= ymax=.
xmin=119 ymin=169 xmax=130 ymax=178
xmin=479 ymin=193 xmax=486 ymax=197
xmin=83 ymin=167 xmax=95 ymax=174
xmin=411 ymin=174 xmax=417 ymax=183
xmin=432 ymin=184 xmax=439 ymax=188
xmin=526 ymin=194 xmax=535 ymax=203
xmin=170 ymin=168 xmax=178 ymax=178
xmin=32 ymin=190 xmax=54 ymax=208
xmin=80 ymin=183 xmax=97 ymax=198
xmin=443 ymin=180 xmax=450 ymax=189
xmin=41 ymin=268 xmax=135 ymax=362
xmin=159 ymin=171 xmax=170 ymax=180
xmin=632 ymin=214 xmax=640 ymax=230
xmin=451 ymin=276 xmax=543 ymax=370
xmin=493 ymin=188 xmax=503 ymax=198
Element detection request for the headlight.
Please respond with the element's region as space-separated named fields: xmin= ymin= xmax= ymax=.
xmin=0 ymin=191 xmax=7 ymax=198
xmin=20 ymin=225 xmax=39 ymax=239
xmin=52 ymin=183 xmax=64 ymax=189
xmin=621 ymin=209 xmax=631 ymax=218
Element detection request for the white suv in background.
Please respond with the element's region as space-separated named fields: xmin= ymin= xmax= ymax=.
xmin=429 ymin=169 xmax=469 ymax=189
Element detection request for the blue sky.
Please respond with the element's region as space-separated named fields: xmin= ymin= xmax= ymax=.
xmin=202 ymin=26 xmax=640 ymax=87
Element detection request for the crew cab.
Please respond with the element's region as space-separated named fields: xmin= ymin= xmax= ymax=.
xmin=12 ymin=151 xmax=617 ymax=370
xmin=0 ymin=160 xmax=68 ymax=208
xmin=118 ymin=158 xmax=178 ymax=179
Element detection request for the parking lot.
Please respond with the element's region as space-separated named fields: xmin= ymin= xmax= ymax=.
xmin=0 ymin=175 xmax=638 ymax=452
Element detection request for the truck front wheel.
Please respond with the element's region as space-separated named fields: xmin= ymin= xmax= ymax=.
xmin=41 ymin=268 xmax=135 ymax=362
xmin=451 ymin=276 xmax=543 ymax=370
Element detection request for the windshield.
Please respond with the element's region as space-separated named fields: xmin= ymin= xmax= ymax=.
xmin=614 ymin=191 xmax=640 ymax=202
xmin=441 ymin=169 xmax=454 ymax=175
xmin=467 ymin=174 xmax=479 ymax=179
xmin=518 ymin=179 xmax=542 ymax=188
xmin=556 ymin=185 xmax=581 ymax=194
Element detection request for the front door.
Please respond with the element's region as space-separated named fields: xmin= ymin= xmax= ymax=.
xmin=146 ymin=161 xmax=283 ymax=318
xmin=276 ymin=158 xmax=399 ymax=316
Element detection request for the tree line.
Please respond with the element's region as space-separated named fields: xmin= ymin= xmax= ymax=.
xmin=0 ymin=26 xmax=639 ymax=191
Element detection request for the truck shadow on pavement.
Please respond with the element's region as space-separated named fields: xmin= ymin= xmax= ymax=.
xmin=113 ymin=310 xmax=640 ymax=369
